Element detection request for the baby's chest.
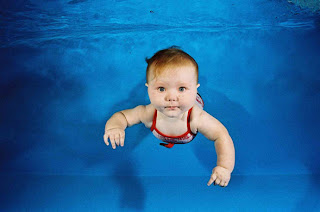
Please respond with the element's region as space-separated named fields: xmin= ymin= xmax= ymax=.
xmin=155 ymin=120 xmax=189 ymax=136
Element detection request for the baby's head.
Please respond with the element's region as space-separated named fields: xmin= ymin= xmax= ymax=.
xmin=145 ymin=46 xmax=199 ymax=84
xmin=145 ymin=47 xmax=200 ymax=118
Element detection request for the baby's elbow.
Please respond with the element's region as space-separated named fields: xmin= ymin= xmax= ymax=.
xmin=213 ymin=128 xmax=231 ymax=143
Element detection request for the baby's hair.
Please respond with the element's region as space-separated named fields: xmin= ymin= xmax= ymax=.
xmin=145 ymin=46 xmax=198 ymax=83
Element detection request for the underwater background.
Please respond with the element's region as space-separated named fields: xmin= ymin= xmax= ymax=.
xmin=1 ymin=0 xmax=320 ymax=211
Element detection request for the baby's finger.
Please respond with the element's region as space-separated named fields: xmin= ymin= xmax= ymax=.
xmin=214 ymin=178 xmax=221 ymax=186
xmin=220 ymin=177 xmax=230 ymax=187
xmin=114 ymin=134 xmax=120 ymax=146
xmin=218 ymin=180 xmax=226 ymax=187
xmin=207 ymin=173 xmax=217 ymax=186
xmin=222 ymin=181 xmax=228 ymax=187
xmin=103 ymin=134 xmax=109 ymax=146
xmin=109 ymin=134 xmax=116 ymax=149
xmin=120 ymin=132 xmax=125 ymax=147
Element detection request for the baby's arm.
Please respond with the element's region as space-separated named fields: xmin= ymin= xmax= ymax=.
xmin=104 ymin=105 xmax=147 ymax=149
xmin=196 ymin=110 xmax=235 ymax=187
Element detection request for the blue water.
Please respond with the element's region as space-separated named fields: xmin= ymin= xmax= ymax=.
xmin=1 ymin=174 xmax=319 ymax=211
xmin=1 ymin=0 xmax=320 ymax=211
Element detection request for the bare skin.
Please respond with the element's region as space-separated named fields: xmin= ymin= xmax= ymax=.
xmin=104 ymin=64 xmax=235 ymax=187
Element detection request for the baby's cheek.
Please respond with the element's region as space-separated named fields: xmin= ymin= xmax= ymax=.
xmin=183 ymin=93 xmax=196 ymax=104
xmin=152 ymin=95 xmax=163 ymax=104
xmin=150 ymin=98 xmax=163 ymax=109
xmin=149 ymin=92 xmax=159 ymax=102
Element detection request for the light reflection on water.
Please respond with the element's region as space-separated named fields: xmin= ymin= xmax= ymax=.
xmin=0 ymin=1 xmax=319 ymax=47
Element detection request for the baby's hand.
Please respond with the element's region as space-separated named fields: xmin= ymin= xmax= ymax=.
xmin=207 ymin=166 xmax=231 ymax=187
xmin=103 ymin=128 xmax=125 ymax=149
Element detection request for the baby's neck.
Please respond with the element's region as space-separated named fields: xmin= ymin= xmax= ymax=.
xmin=157 ymin=110 xmax=188 ymax=122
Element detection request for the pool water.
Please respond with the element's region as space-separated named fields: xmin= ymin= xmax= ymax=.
xmin=1 ymin=174 xmax=320 ymax=211
xmin=1 ymin=0 xmax=320 ymax=211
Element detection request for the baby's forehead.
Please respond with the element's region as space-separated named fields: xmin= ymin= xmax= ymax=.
xmin=151 ymin=68 xmax=197 ymax=84
xmin=147 ymin=59 xmax=198 ymax=84
xmin=151 ymin=60 xmax=195 ymax=70
xmin=150 ymin=63 xmax=196 ymax=76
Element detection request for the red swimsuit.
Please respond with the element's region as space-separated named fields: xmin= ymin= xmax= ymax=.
xmin=150 ymin=93 xmax=204 ymax=148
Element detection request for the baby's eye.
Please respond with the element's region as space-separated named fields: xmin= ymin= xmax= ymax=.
xmin=179 ymin=87 xmax=186 ymax=92
xmin=158 ymin=87 xmax=165 ymax=92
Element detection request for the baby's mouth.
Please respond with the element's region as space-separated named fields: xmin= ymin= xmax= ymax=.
xmin=165 ymin=106 xmax=179 ymax=109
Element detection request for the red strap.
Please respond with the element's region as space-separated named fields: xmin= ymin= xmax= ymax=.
xmin=187 ymin=107 xmax=193 ymax=133
xmin=150 ymin=109 xmax=157 ymax=131
xmin=160 ymin=143 xmax=175 ymax=148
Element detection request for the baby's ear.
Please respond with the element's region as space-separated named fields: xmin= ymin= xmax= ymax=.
xmin=145 ymin=83 xmax=149 ymax=87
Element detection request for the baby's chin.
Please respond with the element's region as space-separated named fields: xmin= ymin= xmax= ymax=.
xmin=159 ymin=107 xmax=188 ymax=118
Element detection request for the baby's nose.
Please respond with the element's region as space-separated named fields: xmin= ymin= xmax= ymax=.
xmin=165 ymin=91 xmax=178 ymax=101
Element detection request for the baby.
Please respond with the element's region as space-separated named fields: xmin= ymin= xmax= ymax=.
xmin=104 ymin=47 xmax=235 ymax=187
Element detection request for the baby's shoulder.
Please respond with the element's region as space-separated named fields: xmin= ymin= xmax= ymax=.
xmin=140 ymin=104 xmax=156 ymax=128
xmin=189 ymin=104 xmax=204 ymax=133
xmin=191 ymin=104 xmax=203 ymax=118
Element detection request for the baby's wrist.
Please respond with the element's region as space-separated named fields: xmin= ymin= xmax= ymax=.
xmin=216 ymin=165 xmax=232 ymax=173
xmin=106 ymin=126 xmax=125 ymax=131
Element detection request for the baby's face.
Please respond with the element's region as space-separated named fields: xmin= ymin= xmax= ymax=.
xmin=146 ymin=64 xmax=200 ymax=118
